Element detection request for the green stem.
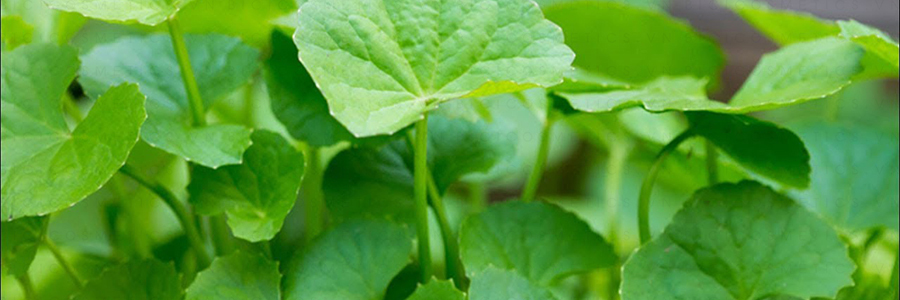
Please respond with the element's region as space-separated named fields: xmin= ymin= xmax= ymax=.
xmin=303 ymin=147 xmax=325 ymax=243
xmin=119 ymin=164 xmax=211 ymax=266
xmin=426 ymin=174 xmax=467 ymax=288
xmin=210 ymin=215 xmax=235 ymax=256
xmin=605 ymin=142 xmax=629 ymax=251
xmin=705 ymin=140 xmax=718 ymax=185
xmin=521 ymin=96 xmax=555 ymax=202
xmin=167 ymin=17 xmax=206 ymax=127
xmin=15 ymin=273 xmax=37 ymax=300
xmin=43 ymin=238 xmax=83 ymax=288
xmin=639 ymin=129 xmax=695 ymax=244
xmin=890 ymin=250 xmax=899 ymax=299
xmin=413 ymin=116 xmax=433 ymax=283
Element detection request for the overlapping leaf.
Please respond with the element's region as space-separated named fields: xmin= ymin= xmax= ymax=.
xmin=323 ymin=116 xmax=515 ymax=225
xmin=468 ymin=267 xmax=557 ymax=300
xmin=79 ymin=34 xmax=259 ymax=168
xmin=74 ymin=259 xmax=183 ymax=300
xmin=0 ymin=217 xmax=47 ymax=276
xmin=177 ymin=0 xmax=296 ymax=47
xmin=459 ymin=201 xmax=616 ymax=285
xmin=188 ymin=130 xmax=305 ymax=242
xmin=293 ymin=0 xmax=575 ymax=136
xmin=43 ymin=0 xmax=194 ymax=25
xmin=407 ymin=279 xmax=465 ymax=300
xmin=1 ymin=0 xmax=85 ymax=45
xmin=283 ymin=220 xmax=411 ymax=300
xmin=621 ymin=181 xmax=854 ymax=300
xmin=791 ymin=123 xmax=899 ymax=232
xmin=543 ymin=1 xmax=724 ymax=86
xmin=186 ymin=251 xmax=281 ymax=300
xmin=2 ymin=44 xmax=147 ymax=219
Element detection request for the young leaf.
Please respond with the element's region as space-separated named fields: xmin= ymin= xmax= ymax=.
xmin=283 ymin=220 xmax=412 ymax=300
xmin=543 ymin=1 xmax=724 ymax=86
xmin=79 ymin=34 xmax=259 ymax=168
xmin=266 ymin=30 xmax=354 ymax=147
xmin=176 ymin=0 xmax=296 ymax=47
xmin=2 ymin=44 xmax=147 ymax=219
xmin=1 ymin=16 xmax=33 ymax=50
xmin=188 ymin=130 xmax=305 ymax=242
xmin=185 ymin=251 xmax=281 ymax=300
xmin=0 ymin=217 xmax=47 ymax=276
xmin=407 ymin=279 xmax=465 ymax=300
xmin=323 ymin=116 xmax=515 ymax=224
xmin=718 ymin=0 xmax=838 ymax=45
xmin=459 ymin=201 xmax=616 ymax=285
xmin=621 ymin=181 xmax=854 ymax=300
xmin=686 ymin=112 xmax=810 ymax=188
xmin=2 ymin=0 xmax=85 ymax=45
xmin=791 ymin=123 xmax=899 ymax=232
xmin=556 ymin=37 xmax=865 ymax=115
xmin=468 ymin=267 xmax=557 ymax=300
xmin=73 ymin=259 xmax=183 ymax=300
xmin=293 ymin=0 xmax=575 ymax=137
xmin=838 ymin=20 xmax=900 ymax=73
xmin=43 ymin=0 xmax=194 ymax=25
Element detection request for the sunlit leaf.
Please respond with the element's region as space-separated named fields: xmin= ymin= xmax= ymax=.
xmin=1 ymin=16 xmax=33 ymax=50
xmin=80 ymin=34 xmax=259 ymax=168
xmin=718 ymin=0 xmax=838 ymax=45
xmin=468 ymin=267 xmax=557 ymax=300
xmin=1 ymin=0 xmax=85 ymax=45
xmin=186 ymin=251 xmax=281 ymax=300
xmin=43 ymin=0 xmax=194 ymax=25
xmin=177 ymin=0 xmax=296 ymax=47
xmin=621 ymin=181 xmax=854 ymax=300
xmin=293 ymin=0 xmax=574 ymax=136
xmin=2 ymin=44 xmax=147 ymax=219
xmin=188 ymin=130 xmax=305 ymax=242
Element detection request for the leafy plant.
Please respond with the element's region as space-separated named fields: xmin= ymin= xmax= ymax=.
xmin=1 ymin=0 xmax=897 ymax=300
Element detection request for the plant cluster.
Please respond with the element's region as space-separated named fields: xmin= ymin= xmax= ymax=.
xmin=1 ymin=0 xmax=898 ymax=299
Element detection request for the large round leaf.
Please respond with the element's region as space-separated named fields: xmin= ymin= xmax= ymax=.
xmin=186 ymin=251 xmax=281 ymax=300
xmin=621 ymin=181 xmax=854 ymax=300
xmin=293 ymin=0 xmax=575 ymax=136
xmin=73 ymin=259 xmax=182 ymax=300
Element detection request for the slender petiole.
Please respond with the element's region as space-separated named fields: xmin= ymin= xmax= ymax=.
xmin=638 ymin=129 xmax=695 ymax=244
xmin=413 ymin=116 xmax=433 ymax=283
xmin=44 ymin=238 xmax=83 ymax=288
xmin=119 ymin=164 xmax=211 ymax=267
xmin=15 ymin=272 xmax=37 ymax=300
xmin=167 ymin=16 xmax=206 ymax=127
xmin=303 ymin=147 xmax=325 ymax=243
xmin=521 ymin=95 xmax=555 ymax=202
xmin=705 ymin=139 xmax=719 ymax=185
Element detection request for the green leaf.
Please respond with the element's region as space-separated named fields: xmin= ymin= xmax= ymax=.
xmin=407 ymin=279 xmax=465 ymax=300
xmin=186 ymin=251 xmax=281 ymax=300
xmin=1 ymin=0 xmax=85 ymax=45
xmin=543 ymin=1 xmax=723 ymax=86
xmin=791 ymin=123 xmax=899 ymax=232
xmin=717 ymin=0 xmax=838 ymax=45
xmin=43 ymin=0 xmax=194 ymax=25
xmin=266 ymin=30 xmax=353 ymax=147
xmin=80 ymin=34 xmax=259 ymax=168
xmin=2 ymin=44 xmax=147 ymax=219
xmin=621 ymin=181 xmax=854 ymax=300
xmin=0 ymin=217 xmax=47 ymax=276
xmin=459 ymin=201 xmax=616 ymax=285
xmin=323 ymin=116 xmax=515 ymax=224
xmin=557 ymin=37 xmax=864 ymax=114
xmin=293 ymin=0 xmax=574 ymax=137
xmin=74 ymin=259 xmax=183 ymax=300
xmin=838 ymin=20 xmax=900 ymax=74
xmin=686 ymin=112 xmax=810 ymax=188
xmin=283 ymin=219 xmax=412 ymax=300
xmin=468 ymin=267 xmax=557 ymax=300
xmin=188 ymin=130 xmax=305 ymax=242
xmin=1 ymin=16 xmax=33 ymax=50
xmin=177 ymin=0 xmax=296 ymax=47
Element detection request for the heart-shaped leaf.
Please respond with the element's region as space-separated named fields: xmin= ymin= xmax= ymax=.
xmin=323 ymin=116 xmax=515 ymax=225
xmin=266 ymin=30 xmax=354 ymax=147
xmin=188 ymin=130 xmax=305 ymax=242
xmin=2 ymin=44 xmax=147 ymax=219
xmin=186 ymin=251 xmax=281 ymax=300
xmin=74 ymin=259 xmax=183 ymax=300
xmin=0 ymin=216 xmax=47 ymax=276
xmin=79 ymin=34 xmax=259 ymax=168
xmin=621 ymin=181 xmax=854 ymax=300
xmin=43 ymin=0 xmax=194 ymax=25
xmin=468 ymin=267 xmax=557 ymax=300
xmin=543 ymin=1 xmax=724 ymax=86
xmin=557 ymin=37 xmax=865 ymax=114
xmin=283 ymin=219 xmax=412 ymax=300
xmin=459 ymin=201 xmax=616 ymax=285
xmin=293 ymin=0 xmax=575 ymax=136
xmin=686 ymin=112 xmax=810 ymax=188
xmin=407 ymin=279 xmax=465 ymax=300
xmin=791 ymin=123 xmax=899 ymax=232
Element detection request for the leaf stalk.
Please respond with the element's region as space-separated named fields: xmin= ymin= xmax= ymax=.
xmin=43 ymin=238 xmax=83 ymax=288
xmin=167 ymin=17 xmax=206 ymax=127
xmin=521 ymin=96 xmax=555 ymax=202
xmin=413 ymin=116 xmax=433 ymax=283
xmin=638 ymin=129 xmax=695 ymax=244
